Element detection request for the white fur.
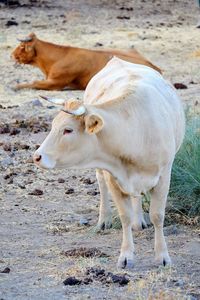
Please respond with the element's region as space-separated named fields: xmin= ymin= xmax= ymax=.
xmin=34 ymin=57 xmax=185 ymax=268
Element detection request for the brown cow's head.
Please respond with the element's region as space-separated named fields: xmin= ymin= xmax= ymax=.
xmin=33 ymin=97 xmax=104 ymax=169
xmin=12 ymin=33 xmax=37 ymax=64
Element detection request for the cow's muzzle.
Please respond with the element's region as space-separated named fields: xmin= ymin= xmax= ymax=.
xmin=33 ymin=151 xmax=56 ymax=169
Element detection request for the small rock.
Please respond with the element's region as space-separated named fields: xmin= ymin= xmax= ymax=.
xmin=63 ymin=277 xmax=82 ymax=286
xmin=94 ymin=42 xmax=103 ymax=47
xmin=117 ymin=16 xmax=130 ymax=20
xmin=18 ymin=184 xmax=26 ymax=189
xmin=6 ymin=20 xmax=18 ymax=26
xmin=109 ymin=274 xmax=129 ymax=286
xmin=0 ymin=125 xmax=10 ymax=134
xmin=173 ymin=83 xmax=188 ymax=89
xmin=31 ymin=99 xmax=43 ymax=107
xmin=0 ymin=267 xmax=10 ymax=273
xmin=82 ymin=178 xmax=94 ymax=185
xmin=65 ymin=188 xmax=74 ymax=194
xmin=83 ymin=277 xmax=93 ymax=285
xmin=58 ymin=178 xmax=65 ymax=183
xmin=10 ymin=128 xmax=20 ymax=136
xmin=87 ymin=190 xmax=98 ymax=196
xmin=4 ymin=172 xmax=17 ymax=179
xmin=28 ymin=189 xmax=43 ymax=196
xmin=79 ymin=217 xmax=89 ymax=226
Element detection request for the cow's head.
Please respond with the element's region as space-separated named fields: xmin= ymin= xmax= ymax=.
xmin=12 ymin=33 xmax=37 ymax=64
xmin=33 ymin=97 xmax=104 ymax=169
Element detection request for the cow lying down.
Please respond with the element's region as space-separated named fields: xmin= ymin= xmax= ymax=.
xmin=12 ymin=32 xmax=161 ymax=91
xmin=33 ymin=57 xmax=185 ymax=269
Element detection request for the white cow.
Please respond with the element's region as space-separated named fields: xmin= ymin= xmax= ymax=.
xmin=34 ymin=57 xmax=185 ymax=268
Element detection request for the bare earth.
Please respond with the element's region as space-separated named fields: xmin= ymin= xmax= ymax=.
xmin=0 ymin=1 xmax=200 ymax=299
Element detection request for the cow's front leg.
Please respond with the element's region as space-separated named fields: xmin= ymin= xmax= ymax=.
xmin=96 ymin=169 xmax=112 ymax=231
xmin=131 ymin=197 xmax=147 ymax=231
xmin=14 ymin=79 xmax=64 ymax=90
xmin=107 ymin=174 xmax=134 ymax=269
xmin=149 ymin=164 xmax=172 ymax=266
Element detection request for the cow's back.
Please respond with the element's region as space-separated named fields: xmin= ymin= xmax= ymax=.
xmin=84 ymin=57 xmax=185 ymax=154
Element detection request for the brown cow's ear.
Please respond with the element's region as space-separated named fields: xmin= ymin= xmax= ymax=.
xmin=85 ymin=114 xmax=104 ymax=134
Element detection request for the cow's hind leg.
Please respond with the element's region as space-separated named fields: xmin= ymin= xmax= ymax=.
xmin=96 ymin=170 xmax=112 ymax=231
xmin=106 ymin=173 xmax=134 ymax=269
xmin=131 ymin=197 xmax=147 ymax=231
xmin=149 ymin=164 xmax=172 ymax=266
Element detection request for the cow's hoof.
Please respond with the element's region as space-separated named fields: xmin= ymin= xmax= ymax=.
xmin=117 ymin=253 xmax=134 ymax=269
xmin=95 ymin=219 xmax=112 ymax=232
xmin=96 ymin=215 xmax=112 ymax=232
xmin=132 ymin=219 xmax=147 ymax=231
xmin=155 ymin=252 xmax=172 ymax=266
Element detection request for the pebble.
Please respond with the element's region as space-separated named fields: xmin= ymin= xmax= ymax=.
xmin=0 ymin=267 xmax=10 ymax=273
xmin=6 ymin=20 xmax=18 ymax=26
xmin=65 ymin=188 xmax=74 ymax=194
xmin=82 ymin=178 xmax=94 ymax=185
xmin=79 ymin=217 xmax=89 ymax=226
xmin=28 ymin=189 xmax=44 ymax=196
xmin=63 ymin=277 xmax=82 ymax=286
xmin=173 ymin=83 xmax=188 ymax=89
xmin=31 ymin=99 xmax=43 ymax=107
xmin=10 ymin=128 xmax=20 ymax=135
xmin=58 ymin=178 xmax=65 ymax=183
xmin=87 ymin=190 xmax=98 ymax=196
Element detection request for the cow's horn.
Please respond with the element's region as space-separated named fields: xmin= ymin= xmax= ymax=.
xmin=39 ymin=95 xmax=65 ymax=105
xmin=17 ymin=37 xmax=33 ymax=42
xmin=62 ymin=106 xmax=86 ymax=116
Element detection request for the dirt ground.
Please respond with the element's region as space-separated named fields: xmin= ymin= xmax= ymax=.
xmin=0 ymin=0 xmax=200 ymax=299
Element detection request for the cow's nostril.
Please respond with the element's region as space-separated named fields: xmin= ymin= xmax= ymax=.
xmin=35 ymin=155 xmax=42 ymax=162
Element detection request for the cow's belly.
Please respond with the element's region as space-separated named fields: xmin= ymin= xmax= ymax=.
xmin=117 ymin=169 xmax=161 ymax=197
xmin=129 ymin=172 xmax=160 ymax=196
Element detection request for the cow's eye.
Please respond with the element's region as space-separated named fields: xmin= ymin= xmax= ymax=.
xmin=63 ymin=128 xmax=73 ymax=135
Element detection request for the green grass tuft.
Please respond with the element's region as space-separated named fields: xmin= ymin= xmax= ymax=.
xmin=169 ymin=114 xmax=200 ymax=217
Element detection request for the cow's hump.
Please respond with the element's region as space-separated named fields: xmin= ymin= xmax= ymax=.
xmin=84 ymin=57 xmax=141 ymax=106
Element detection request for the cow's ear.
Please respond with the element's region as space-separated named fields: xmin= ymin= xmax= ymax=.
xmin=85 ymin=114 xmax=104 ymax=134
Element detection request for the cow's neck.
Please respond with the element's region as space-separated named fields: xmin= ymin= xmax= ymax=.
xmin=33 ymin=40 xmax=70 ymax=76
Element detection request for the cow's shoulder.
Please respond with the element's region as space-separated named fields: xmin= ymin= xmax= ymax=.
xmin=84 ymin=57 xmax=160 ymax=106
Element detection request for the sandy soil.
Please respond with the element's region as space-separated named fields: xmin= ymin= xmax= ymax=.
xmin=0 ymin=0 xmax=200 ymax=299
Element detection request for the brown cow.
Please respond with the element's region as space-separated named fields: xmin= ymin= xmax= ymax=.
xmin=12 ymin=33 xmax=161 ymax=91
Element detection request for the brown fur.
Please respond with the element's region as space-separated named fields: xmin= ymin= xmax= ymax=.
xmin=12 ymin=33 xmax=161 ymax=91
